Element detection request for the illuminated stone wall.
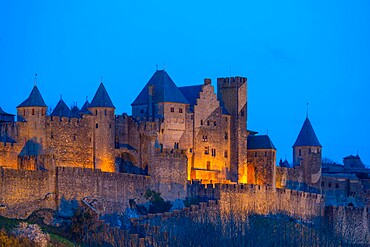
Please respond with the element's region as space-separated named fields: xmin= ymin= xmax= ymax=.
xmin=46 ymin=116 xmax=93 ymax=169
xmin=217 ymin=77 xmax=248 ymax=183
xmin=0 ymin=168 xmax=55 ymax=218
xmin=149 ymin=149 xmax=188 ymax=200
xmin=293 ymin=146 xmax=322 ymax=188
xmin=247 ymin=149 xmax=276 ymax=187
xmin=157 ymin=102 xmax=188 ymax=149
xmin=56 ymin=167 xmax=150 ymax=213
xmin=188 ymin=183 xmax=324 ymax=220
xmin=88 ymin=108 xmax=116 ymax=172
xmin=190 ymin=81 xmax=231 ymax=183
xmin=16 ymin=106 xmax=47 ymax=150
xmin=0 ymin=144 xmax=19 ymax=169
xmin=0 ymin=167 xmax=150 ymax=218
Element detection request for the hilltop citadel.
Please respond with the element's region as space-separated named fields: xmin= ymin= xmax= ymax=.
xmin=0 ymin=70 xmax=369 ymax=241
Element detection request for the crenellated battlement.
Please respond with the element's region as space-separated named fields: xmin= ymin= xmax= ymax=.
xmin=188 ymin=182 xmax=323 ymax=200
xmin=48 ymin=115 xmax=89 ymax=125
xmin=154 ymin=148 xmax=187 ymax=158
xmin=217 ymin=76 xmax=247 ymax=88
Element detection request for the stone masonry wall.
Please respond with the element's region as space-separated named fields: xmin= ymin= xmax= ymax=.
xmin=0 ymin=167 xmax=150 ymax=218
xmin=57 ymin=167 xmax=150 ymax=214
xmin=325 ymin=206 xmax=370 ymax=245
xmin=149 ymin=150 xmax=188 ymax=200
xmin=247 ymin=149 xmax=276 ymax=187
xmin=46 ymin=116 xmax=93 ymax=169
xmin=0 ymin=168 xmax=56 ymax=218
xmin=188 ymin=183 xmax=324 ymax=220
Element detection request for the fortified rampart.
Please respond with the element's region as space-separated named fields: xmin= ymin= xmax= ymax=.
xmin=56 ymin=167 xmax=150 ymax=213
xmin=0 ymin=168 xmax=55 ymax=218
xmin=46 ymin=116 xmax=93 ymax=169
xmin=150 ymin=149 xmax=188 ymax=200
xmin=325 ymin=206 xmax=370 ymax=244
xmin=0 ymin=167 xmax=150 ymax=218
xmin=188 ymin=183 xmax=324 ymax=220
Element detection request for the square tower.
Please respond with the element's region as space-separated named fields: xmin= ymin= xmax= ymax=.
xmin=217 ymin=77 xmax=248 ymax=183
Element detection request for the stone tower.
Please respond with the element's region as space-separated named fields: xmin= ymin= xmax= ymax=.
xmin=17 ymin=85 xmax=48 ymax=155
xmin=293 ymin=117 xmax=322 ymax=189
xmin=247 ymin=134 xmax=277 ymax=187
xmin=88 ymin=82 xmax=116 ymax=172
xmin=131 ymin=70 xmax=189 ymax=149
xmin=217 ymin=76 xmax=248 ymax=183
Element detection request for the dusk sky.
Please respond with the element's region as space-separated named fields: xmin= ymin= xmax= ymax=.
xmin=0 ymin=1 xmax=369 ymax=165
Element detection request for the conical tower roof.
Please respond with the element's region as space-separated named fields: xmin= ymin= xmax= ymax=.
xmin=89 ymin=83 xmax=115 ymax=108
xmin=17 ymin=85 xmax=47 ymax=108
xmin=51 ymin=99 xmax=71 ymax=117
xmin=293 ymin=117 xmax=321 ymax=147
xmin=80 ymin=100 xmax=92 ymax=114
xmin=132 ymin=70 xmax=189 ymax=106
xmin=247 ymin=135 xmax=276 ymax=150
xmin=70 ymin=105 xmax=81 ymax=118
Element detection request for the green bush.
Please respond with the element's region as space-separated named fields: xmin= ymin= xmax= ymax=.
xmin=144 ymin=189 xmax=172 ymax=214
xmin=183 ymin=196 xmax=200 ymax=207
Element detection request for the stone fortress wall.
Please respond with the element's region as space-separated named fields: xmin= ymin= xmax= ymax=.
xmin=188 ymin=182 xmax=324 ymax=220
xmin=0 ymin=166 xmax=150 ymax=218
xmin=0 ymin=69 xmax=369 ymax=246
xmin=0 ymin=166 xmax=323 ymax=220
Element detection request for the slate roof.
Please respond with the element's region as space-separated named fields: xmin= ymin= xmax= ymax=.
xmin=80 ymin=100 xmax=92 ymax=115
xmin=279 ymin=159 xmax=291 ymax=168
xmin=343 ymin=154 xmax=365 ymax=169
xmin=19 ymin=140 xmax=42 ymax=156
xmin=70 ymin=106 xmax=80 ymax=118
xmin=0 ymin=107 xmax=14 ymax=116
xmin=178 ymin=85 xmax=202 ymax=106
xmin=221 ymin=106 xmax=230 ymax=115
xmin=293 ymin=117 xmax=321 ymax=147
xmin=89 ymin=83 xmax=115 ymax=108
xmin=0 ymin=135 xmax=16 ymax=143
xmin=132 ymin=70 xmax=189 ymax=106
xmin=51 ymin=99 xmax=71 ymax=117
xmin=247 ymin=135 xmax=276 ymax=150
xmin=17 ymin=85 xmax=47 ymax=108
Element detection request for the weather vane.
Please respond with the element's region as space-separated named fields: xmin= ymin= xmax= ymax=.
xmin=306 ymin=102 xmax=309 ymax=118
xmin=34 ymin=73 xmax=38 ymax=86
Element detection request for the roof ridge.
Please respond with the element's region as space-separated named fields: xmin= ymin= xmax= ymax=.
xmin=51 ymin=99 xmax=71 ymax=117
xmin=17 ymin=85 xmax=47 ymax=108
xmin=89 ymin=83 xmax=115 ymax=108
xmin=131 ymin=70 xmax=189 ymax=106
xmin=293 ymin=117 xmax=321 ymax=147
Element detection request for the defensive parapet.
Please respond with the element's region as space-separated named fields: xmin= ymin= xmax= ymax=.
xmin=325 ymin=205 xmax=370 ymax=244
xmin=217 ymin=76 xmax=248 ymax=183
xmin=217 ymin=76 xmax=247 ymax=88
xmin=0 ymin=166 xmax=151 ymax=218
xmin=187 ymin=182 xmax=324 ymax=220
xmin=154 ymin=148 xmax=187 ymax=158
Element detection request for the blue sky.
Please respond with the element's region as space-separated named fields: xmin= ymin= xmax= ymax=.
xmin=0 ymin=0 xmax=369 ymax=165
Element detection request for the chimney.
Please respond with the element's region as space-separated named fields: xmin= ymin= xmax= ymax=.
xmin=204 ymin=78 xmax=211 ymax=85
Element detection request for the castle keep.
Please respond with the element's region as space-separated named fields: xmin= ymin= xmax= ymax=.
xmin=0 ymin=69 xmax=369 ymax=220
